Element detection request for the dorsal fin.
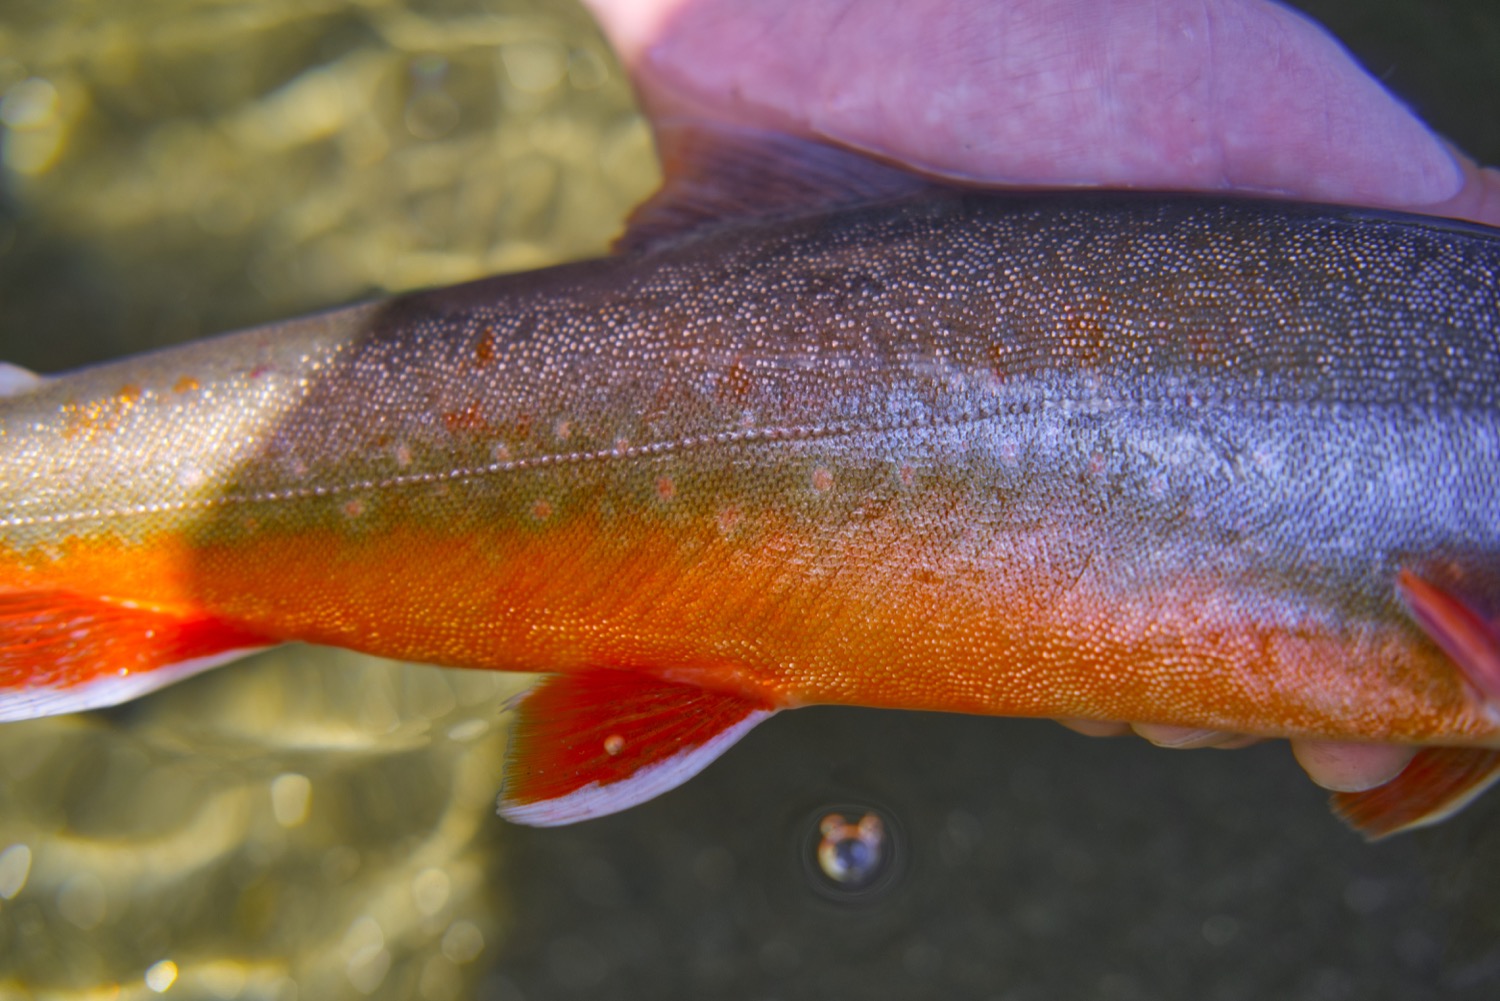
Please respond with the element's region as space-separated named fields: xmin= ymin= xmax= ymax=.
xmin=616 ymin=121 xmax=936 ymax=254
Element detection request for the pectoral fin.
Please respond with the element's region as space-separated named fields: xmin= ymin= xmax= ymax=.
xmin=1331 ymin=746 xmax=1500 ymax=839
xmin=1397 ymin=569 xmax=1500 ymax=709
xmin=1335 ymin=572 xmax=1500 ymax=837
xmin=498 ymin=669 xmax=776 ymax=826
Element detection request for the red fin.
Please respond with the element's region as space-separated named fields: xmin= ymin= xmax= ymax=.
xmin=1398 ymin=569 xmax=1500 ymax=710
xmin=498 ymin=669 xmax=776 ymax=826
xmin=0 ymin=590 xmax=272 ymax=721
xmin=616 ymin=121 xmax=934 ymax=253
xmin=1331 ymin=746 xmax=1500 ymax=839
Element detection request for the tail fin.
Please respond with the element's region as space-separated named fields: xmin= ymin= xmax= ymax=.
xmin=0 ymin=589 xmax=271 ymax=721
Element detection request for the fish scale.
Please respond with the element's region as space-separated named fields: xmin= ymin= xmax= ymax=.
xmin=2 ymin=190 xmax=1499 ymax=835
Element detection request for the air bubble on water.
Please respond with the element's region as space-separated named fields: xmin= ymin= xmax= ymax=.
xmin=817 ymin=812 xmax=886 ymax=886
xmin=802 ymin=804 xmax=903 ymax=899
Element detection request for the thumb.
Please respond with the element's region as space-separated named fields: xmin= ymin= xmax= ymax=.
xmin=585 ymin=0 xmax=1474 ymax=213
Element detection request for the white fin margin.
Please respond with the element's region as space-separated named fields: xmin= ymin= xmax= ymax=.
xmin=498 ymin=708 xmax=774 ymax=827
xmin=0 ymin=362 xmax=44 ymax=398
xmin=0 ymin=646 xmax=271 ymax=722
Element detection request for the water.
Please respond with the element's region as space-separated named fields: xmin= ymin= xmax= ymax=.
xmin=0 ymin=1 xmax=1498 ymax=998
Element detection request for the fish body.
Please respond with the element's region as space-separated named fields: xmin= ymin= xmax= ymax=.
xmin=4 ymin=190 xmax=1500 ymax=832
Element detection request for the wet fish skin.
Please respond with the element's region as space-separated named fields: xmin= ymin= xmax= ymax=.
xmin=2 ymin=190 xmax=1499 ymax=828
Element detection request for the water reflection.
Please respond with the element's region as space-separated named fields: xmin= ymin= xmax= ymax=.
xmin=0 ymin=646 xmax=527 ymax=999
xmin=0 ymin=0 xmax=655 ymax=375
xmin=0 ymin=3 xmax=648 ymax=993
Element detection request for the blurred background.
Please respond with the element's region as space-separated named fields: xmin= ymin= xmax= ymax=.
xmin=0 ymin=1 xmax=1498 ymax=999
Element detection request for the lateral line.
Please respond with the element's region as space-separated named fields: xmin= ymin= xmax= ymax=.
xmin=0 ymin=404 xmax=1020 ymax=529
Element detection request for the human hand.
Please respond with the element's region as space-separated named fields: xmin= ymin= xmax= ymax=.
xmin=582 ymin=0 xmax=1500 ymax=794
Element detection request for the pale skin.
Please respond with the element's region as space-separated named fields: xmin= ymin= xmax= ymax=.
xmin=583 ymin=0 xmax=1500 ymax=795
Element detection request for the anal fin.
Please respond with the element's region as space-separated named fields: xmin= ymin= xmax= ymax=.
xmin=1331 ymin=746 xmax=1500 ymax=839
xmin=0 ymin=589 xmax=272 ymax=721
xmin=499 ymin=668 xmax=776 ymax=826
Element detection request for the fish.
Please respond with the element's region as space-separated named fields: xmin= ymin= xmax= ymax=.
xmin=2 ymin=127 xmax=1500 ymax=839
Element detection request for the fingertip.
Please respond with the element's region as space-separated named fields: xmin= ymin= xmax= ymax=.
xmin=1415 ymin=155 xmax=1500 ymax=228
xmin=1131 ymin=723 xmax=1259 ymax=749
xmin=1291 ymin=740 xmax=1416 ymax=793
xmin=1056 ymin=718 xmax=1132 ymax=738
xmin=1132 ymin=722 xmax=1224 ymax=748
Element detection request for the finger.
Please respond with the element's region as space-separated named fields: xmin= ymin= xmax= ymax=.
xmin=587 ymin=0 xmax=1465 ymax=210
xmin=1417 ymin=158 xmax=1500 ymax=228
xmin=1131 ymin=723 xmax=1260 ymax=749
xmin=1290 ymin=740 xmax=1416 ymax=793
xmin=1055 ymin=718 xmax=1132 ymax=738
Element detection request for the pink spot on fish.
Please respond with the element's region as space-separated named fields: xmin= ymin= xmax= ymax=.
xmin=717 ymin=506 xmax=742 ymax=533
xmin=443 ymin=405 xmax=489 ymax=434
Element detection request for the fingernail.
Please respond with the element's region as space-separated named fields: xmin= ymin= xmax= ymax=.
xmin=1133 ymin=723 xmax=1228 ymax=748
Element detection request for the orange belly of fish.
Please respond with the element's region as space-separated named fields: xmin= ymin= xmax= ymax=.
xmin=3 ymin=508 xmax=1487 ymax=748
